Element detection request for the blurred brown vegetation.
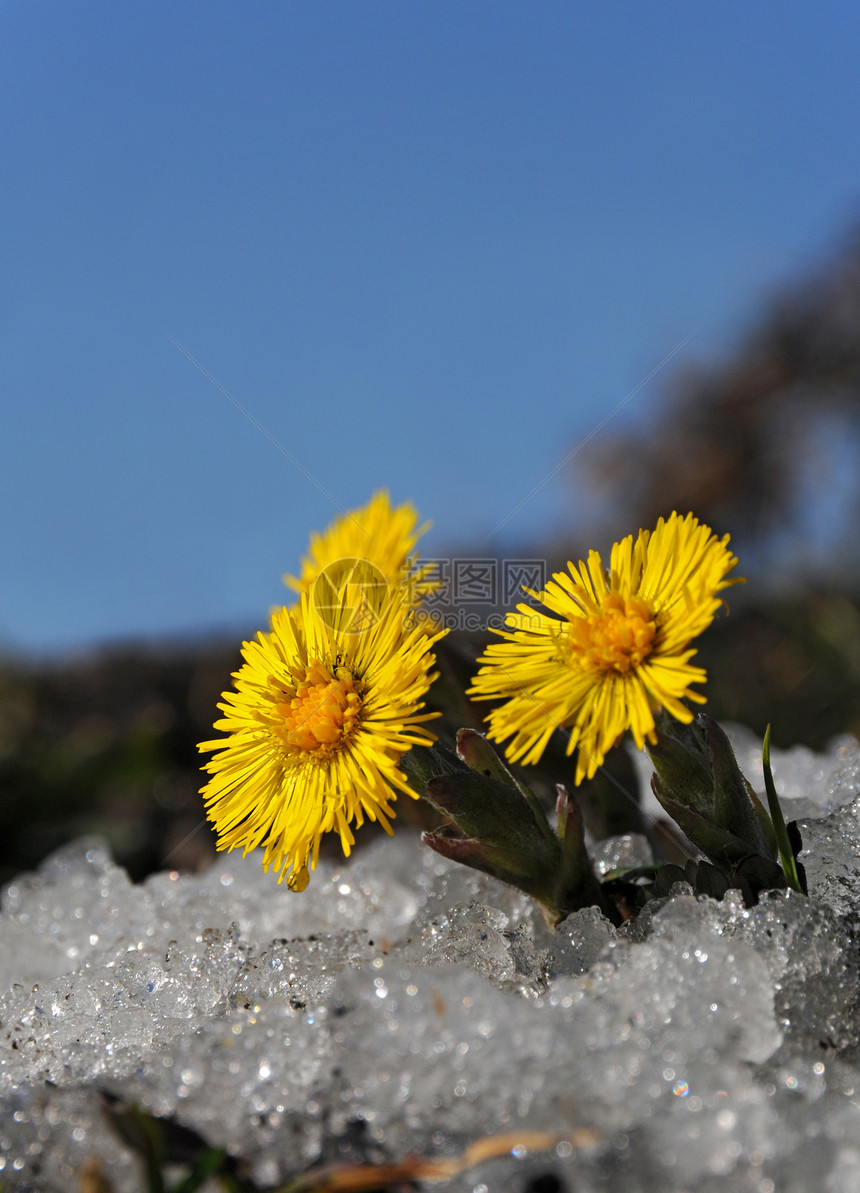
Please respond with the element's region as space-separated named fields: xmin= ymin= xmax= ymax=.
xmin=0 ymin=643 xmax=240 ymax=885
xmin=5 ymin=229 xmax=860 ymax=883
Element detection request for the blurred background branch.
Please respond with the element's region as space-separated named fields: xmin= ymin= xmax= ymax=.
xmin=565 ymin=226 xmax=860 ymax=582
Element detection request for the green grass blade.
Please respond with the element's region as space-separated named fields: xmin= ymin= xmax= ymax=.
xmin=762 ymin=725 xmax=804 ymax=894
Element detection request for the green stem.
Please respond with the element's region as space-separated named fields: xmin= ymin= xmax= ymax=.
xmin=512 ymin=772 xmax=558 ymax=845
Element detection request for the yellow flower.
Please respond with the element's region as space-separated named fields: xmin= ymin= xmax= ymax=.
xmin=468 ymin=512 xmax=741 ymax=785
xmin=284 ymin=490 xmax=434 ymax=612
xmin=200 ymin=561 xmax=444 ymax=889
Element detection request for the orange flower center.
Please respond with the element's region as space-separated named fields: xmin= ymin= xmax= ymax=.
xmin=570 ymin=593 xmax=657 ymax=675
xmin=276 ymin=660 xmax=362 ymax=757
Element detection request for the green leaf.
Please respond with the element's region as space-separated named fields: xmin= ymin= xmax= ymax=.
xmin=401 ymin=742 xmax=468 ymax=794
xmin=648 ymin=712 xmax=778 ymax=867
xmin=554 ymin=784 xmax=623 ymax=924
xmin=422 ymin=769 xmax=561 ymax=900
xmin=762 ymin=725 xmax=806 ymax=895
xmin=455 ymin=729 xmax=557 ymax=844
xmin=650 ymin=782 xmax=762 ymax=868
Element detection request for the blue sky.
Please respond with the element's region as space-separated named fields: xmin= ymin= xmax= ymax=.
xmin=3 ymin=1 xmax=860 ymax=654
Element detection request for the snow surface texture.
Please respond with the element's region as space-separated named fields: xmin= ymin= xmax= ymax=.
xmin=3 ymin=731 xmax=860 ymax=1192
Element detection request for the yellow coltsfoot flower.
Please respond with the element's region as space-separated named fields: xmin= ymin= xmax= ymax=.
xmin=284 ymin=489 xmax=435 ymax=613
xmin=469 ymin=512 xmax=741 ymax=785
xmin=200 ymin=561 xmax=445 ymax=889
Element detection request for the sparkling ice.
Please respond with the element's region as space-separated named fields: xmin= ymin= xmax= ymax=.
xmin=3 ymin=731 xmax=860 ymax=1191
